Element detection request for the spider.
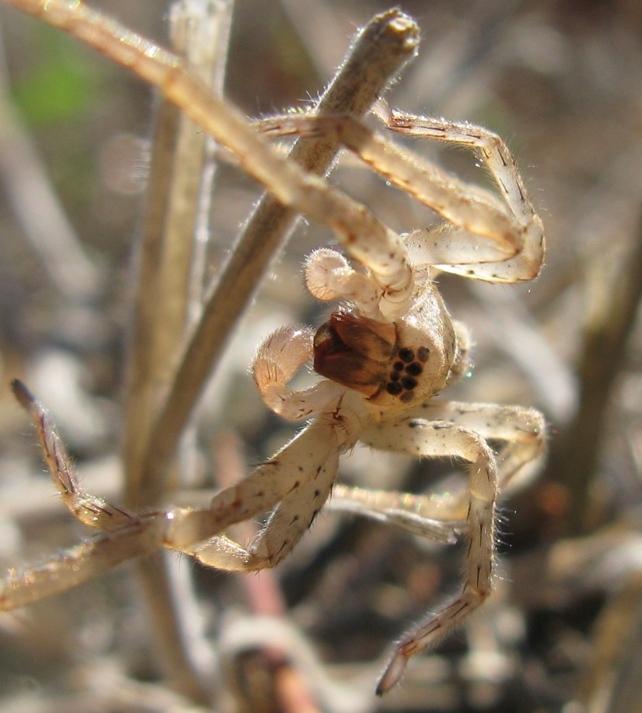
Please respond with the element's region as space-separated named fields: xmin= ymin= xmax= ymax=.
xmin=1 ymin=0 xmax=546 ymax=696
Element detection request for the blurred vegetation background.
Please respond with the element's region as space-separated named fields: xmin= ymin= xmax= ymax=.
xmin=0 ymin=1 xmax=642 ymax=711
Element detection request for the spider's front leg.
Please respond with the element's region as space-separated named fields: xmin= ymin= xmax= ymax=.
xmin=360 ymin=415 xmax=500 ymax=695
xmin=1 ymin=370 xmax=350 ymax=604
xmin=1 ymin=381 xmax=170 ymax=610
xmin=181 ymin=419 xmax=341 ymax=572
xmin=171 ymin=326 xmax=352 ymax=573
xmin=10 ymin=380 xmax=132 ymax=529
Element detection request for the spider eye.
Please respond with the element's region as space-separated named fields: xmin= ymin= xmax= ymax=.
xmin=381 ymin=343 xmax=430 ymax=403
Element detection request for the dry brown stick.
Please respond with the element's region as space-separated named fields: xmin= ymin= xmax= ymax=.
xmin=123 ymin=1 xmax=234 ymax=703
xmin=124 ymin=0 xmax=234 ymax=506
xmin=560 ymin=208 xmax=642 ymax=534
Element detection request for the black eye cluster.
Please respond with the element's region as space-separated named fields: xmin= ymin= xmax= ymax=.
xmin=386 ymin=346 xmax=430 ymax=401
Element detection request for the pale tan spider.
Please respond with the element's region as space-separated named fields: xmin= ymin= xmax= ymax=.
xmin=1 ymin=0 xmax=546 ymax=695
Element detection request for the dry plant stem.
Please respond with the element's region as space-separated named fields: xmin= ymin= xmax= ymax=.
xmin=124 ymin=1 xmax=233 ymax=704
xmin=142 ymin=8 xmax=420 ymax=499
xmin=577 ymin=573 xmax=642 ymax=713
xmin=164 ymin=0 xmax=233 ymax=329
xmin=137 ymin=554 xmax=214 ymax=705
xmin=125 ymin=0 xmax=233 ymax=504
xmin=124 ymin=97 xmax=181 ymax=500
xmin=561 ymin=208 xmax=642 ymax=534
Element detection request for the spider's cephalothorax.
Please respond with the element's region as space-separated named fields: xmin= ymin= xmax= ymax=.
xmin=313 ymin=280 xmax=461 ymax=413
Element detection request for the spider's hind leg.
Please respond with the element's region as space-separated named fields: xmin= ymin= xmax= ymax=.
xmin=327 ymin=483 xmax=464 ymax=544
xmin=360 ymin=415 xmax=499 ymax=695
